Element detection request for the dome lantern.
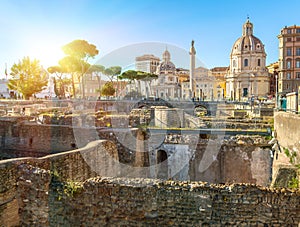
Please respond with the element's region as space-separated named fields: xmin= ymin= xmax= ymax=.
xmin=243 ymin=17 xmax=253 ymax=36
xmin=162 ymin=48 xmax=171 ymax=62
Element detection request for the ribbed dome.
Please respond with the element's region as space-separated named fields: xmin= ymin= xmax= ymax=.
xmin=231 ymin=19 xmax=265 ymax=55
xmin=159 ymin=48 xmax=176 ymax=72
xmin=159 ymin=61 xmax=176 ymax=71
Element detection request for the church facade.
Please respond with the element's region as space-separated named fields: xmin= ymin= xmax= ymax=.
xmin=225 ymin=19 xmax=270 ymax=101
xmin=152 ymin=49 xmax=181 ymax=99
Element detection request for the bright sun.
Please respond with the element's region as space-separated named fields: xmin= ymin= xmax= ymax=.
xmin=27 ymin=38 xmax=65 ymax=68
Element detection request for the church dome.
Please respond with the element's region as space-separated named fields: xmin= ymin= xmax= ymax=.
xmin=231 ymin=19 xmax=266 ymax=55
xmin=158 ymin=48 xmax=176 ymax=73
xmin=159 ymin=61 xmax=176 ymax=71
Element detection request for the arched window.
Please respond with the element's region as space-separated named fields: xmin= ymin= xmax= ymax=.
xmin=257 ymin=59 xmax=261 ymax=66
xmin=244 ymin=59 xmax=248 ymax=67
xmin=287 ymin=59 xmax=292 ymax=69
xmin=233 ymin=60 xmax=236 ymax=67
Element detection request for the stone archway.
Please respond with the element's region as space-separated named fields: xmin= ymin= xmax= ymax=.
xmin=157 ymin=149 xmax=168 ymax=179
xmin=194 ymin=105 xmax=208 ymax=117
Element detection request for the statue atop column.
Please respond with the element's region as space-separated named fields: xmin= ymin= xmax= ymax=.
xmin=190 ymin=40 xmax=196 ymax=55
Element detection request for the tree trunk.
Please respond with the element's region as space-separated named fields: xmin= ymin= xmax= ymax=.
xmin=71 ymin=73 xmax=76 ymax=98
xmin=81 ymin=74 xmax=85 ymax=99
xmin=53 ymin=77 xmax=59 ymax=97
xmin=97 ymin=74 xmax=102 ymax=99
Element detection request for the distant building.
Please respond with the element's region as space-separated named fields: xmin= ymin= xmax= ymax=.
xmin=181 ymin=66 xmax=227 ymax=101
xmin=176 ymin=68 xmax=190 ymax=84
xmin=0 ymin=79 xmax=10 ymax=98
xmin=83 ymin=73 xmax=107 ymax=99
xmin=83 ymin=73 xmax=127 ymax=99
xmin=225 ymin=18 xmax=269 ymax=101
xmin=181 ymin=81 xmax=190 ymax=100
xmin=194 ymin=67 xmax=212 ymax=100
xmin=181 ymin=66 xmax=207 ymax=100
xmin=277 ymin=25 xmax=300 ymax=95
xmin=266 ymin=62 xmax=279 ymax=98
xmin=132 ymin=54 xmax=160 ymax=98
xmin=210 ymin=67 xmax=227 ymax=100
xmin=135 ymin=54 xmax=160 ymax=74
xmin=152 ymin=49 xmax=181 ymax=99
xmin=176 ymin=68 xmax=190 ymax=99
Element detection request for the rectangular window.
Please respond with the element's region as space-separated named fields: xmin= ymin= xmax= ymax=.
xmin=296 ymin=48 xmax=300 ymax=56
xmin=287 ymin=37 xmax=292 ymax=42
xmin=296 ymin=60 xmax=300 ymax=68
xmin=287 ymin=48 xmax=292 ymax=56
xmin=287 ymin=29 xmax=292 ymax=34
xmin=287 ymin=72 xmax=291 ymax=79
xmin=297 ymin=28 xmax=300 ymax=33
xmin=287 ymin=61 xmax=291 ymax=69
xmin=257 ymin=59 xmax=261 ymax=66
xmin=297 ymin=72 xmax=300 ymax=79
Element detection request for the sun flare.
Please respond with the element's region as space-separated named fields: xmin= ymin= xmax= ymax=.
xmin=26 ymin=38 xmax=65 ymax=68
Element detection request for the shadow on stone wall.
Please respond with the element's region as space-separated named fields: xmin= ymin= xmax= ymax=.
xmin=0 ymin=139 xmax=118 ymax=226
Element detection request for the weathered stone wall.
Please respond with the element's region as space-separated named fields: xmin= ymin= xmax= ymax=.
xmin=274 ymin=111 xmax=300 ymax=155
xmin=0 ymin=118 xmax=77 ymax=156
xmin=0 ymin=159 xmax=21 ymax=227
xmin=154 ymin=107 xmax=185 ymax=128
xmin=0 ymin=118 xmax=273 ymax=186
xmin=22 ymin=176 xmax=300 ymax=226
xmin=190 ymin=143 xmax=272 ymax=186
xmin=0 ymin=118 xmax=136 ymax=163
xmin=0 ymin=138 xmax=299 ymax=226
xmin=273 ymin=111 xmax=300 ymax=187
xmin=0 ymin=139 xmax=118 ymax=226
xmin=158 ymin=135 xmax=272 ymax=186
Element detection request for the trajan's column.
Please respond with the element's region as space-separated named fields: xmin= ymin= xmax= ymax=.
xmin=189 ymin=40 xmax=196 ymax=98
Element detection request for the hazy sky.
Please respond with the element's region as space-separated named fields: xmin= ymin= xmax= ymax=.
xmin=1 ymin=0 xmax=300 ymax=77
